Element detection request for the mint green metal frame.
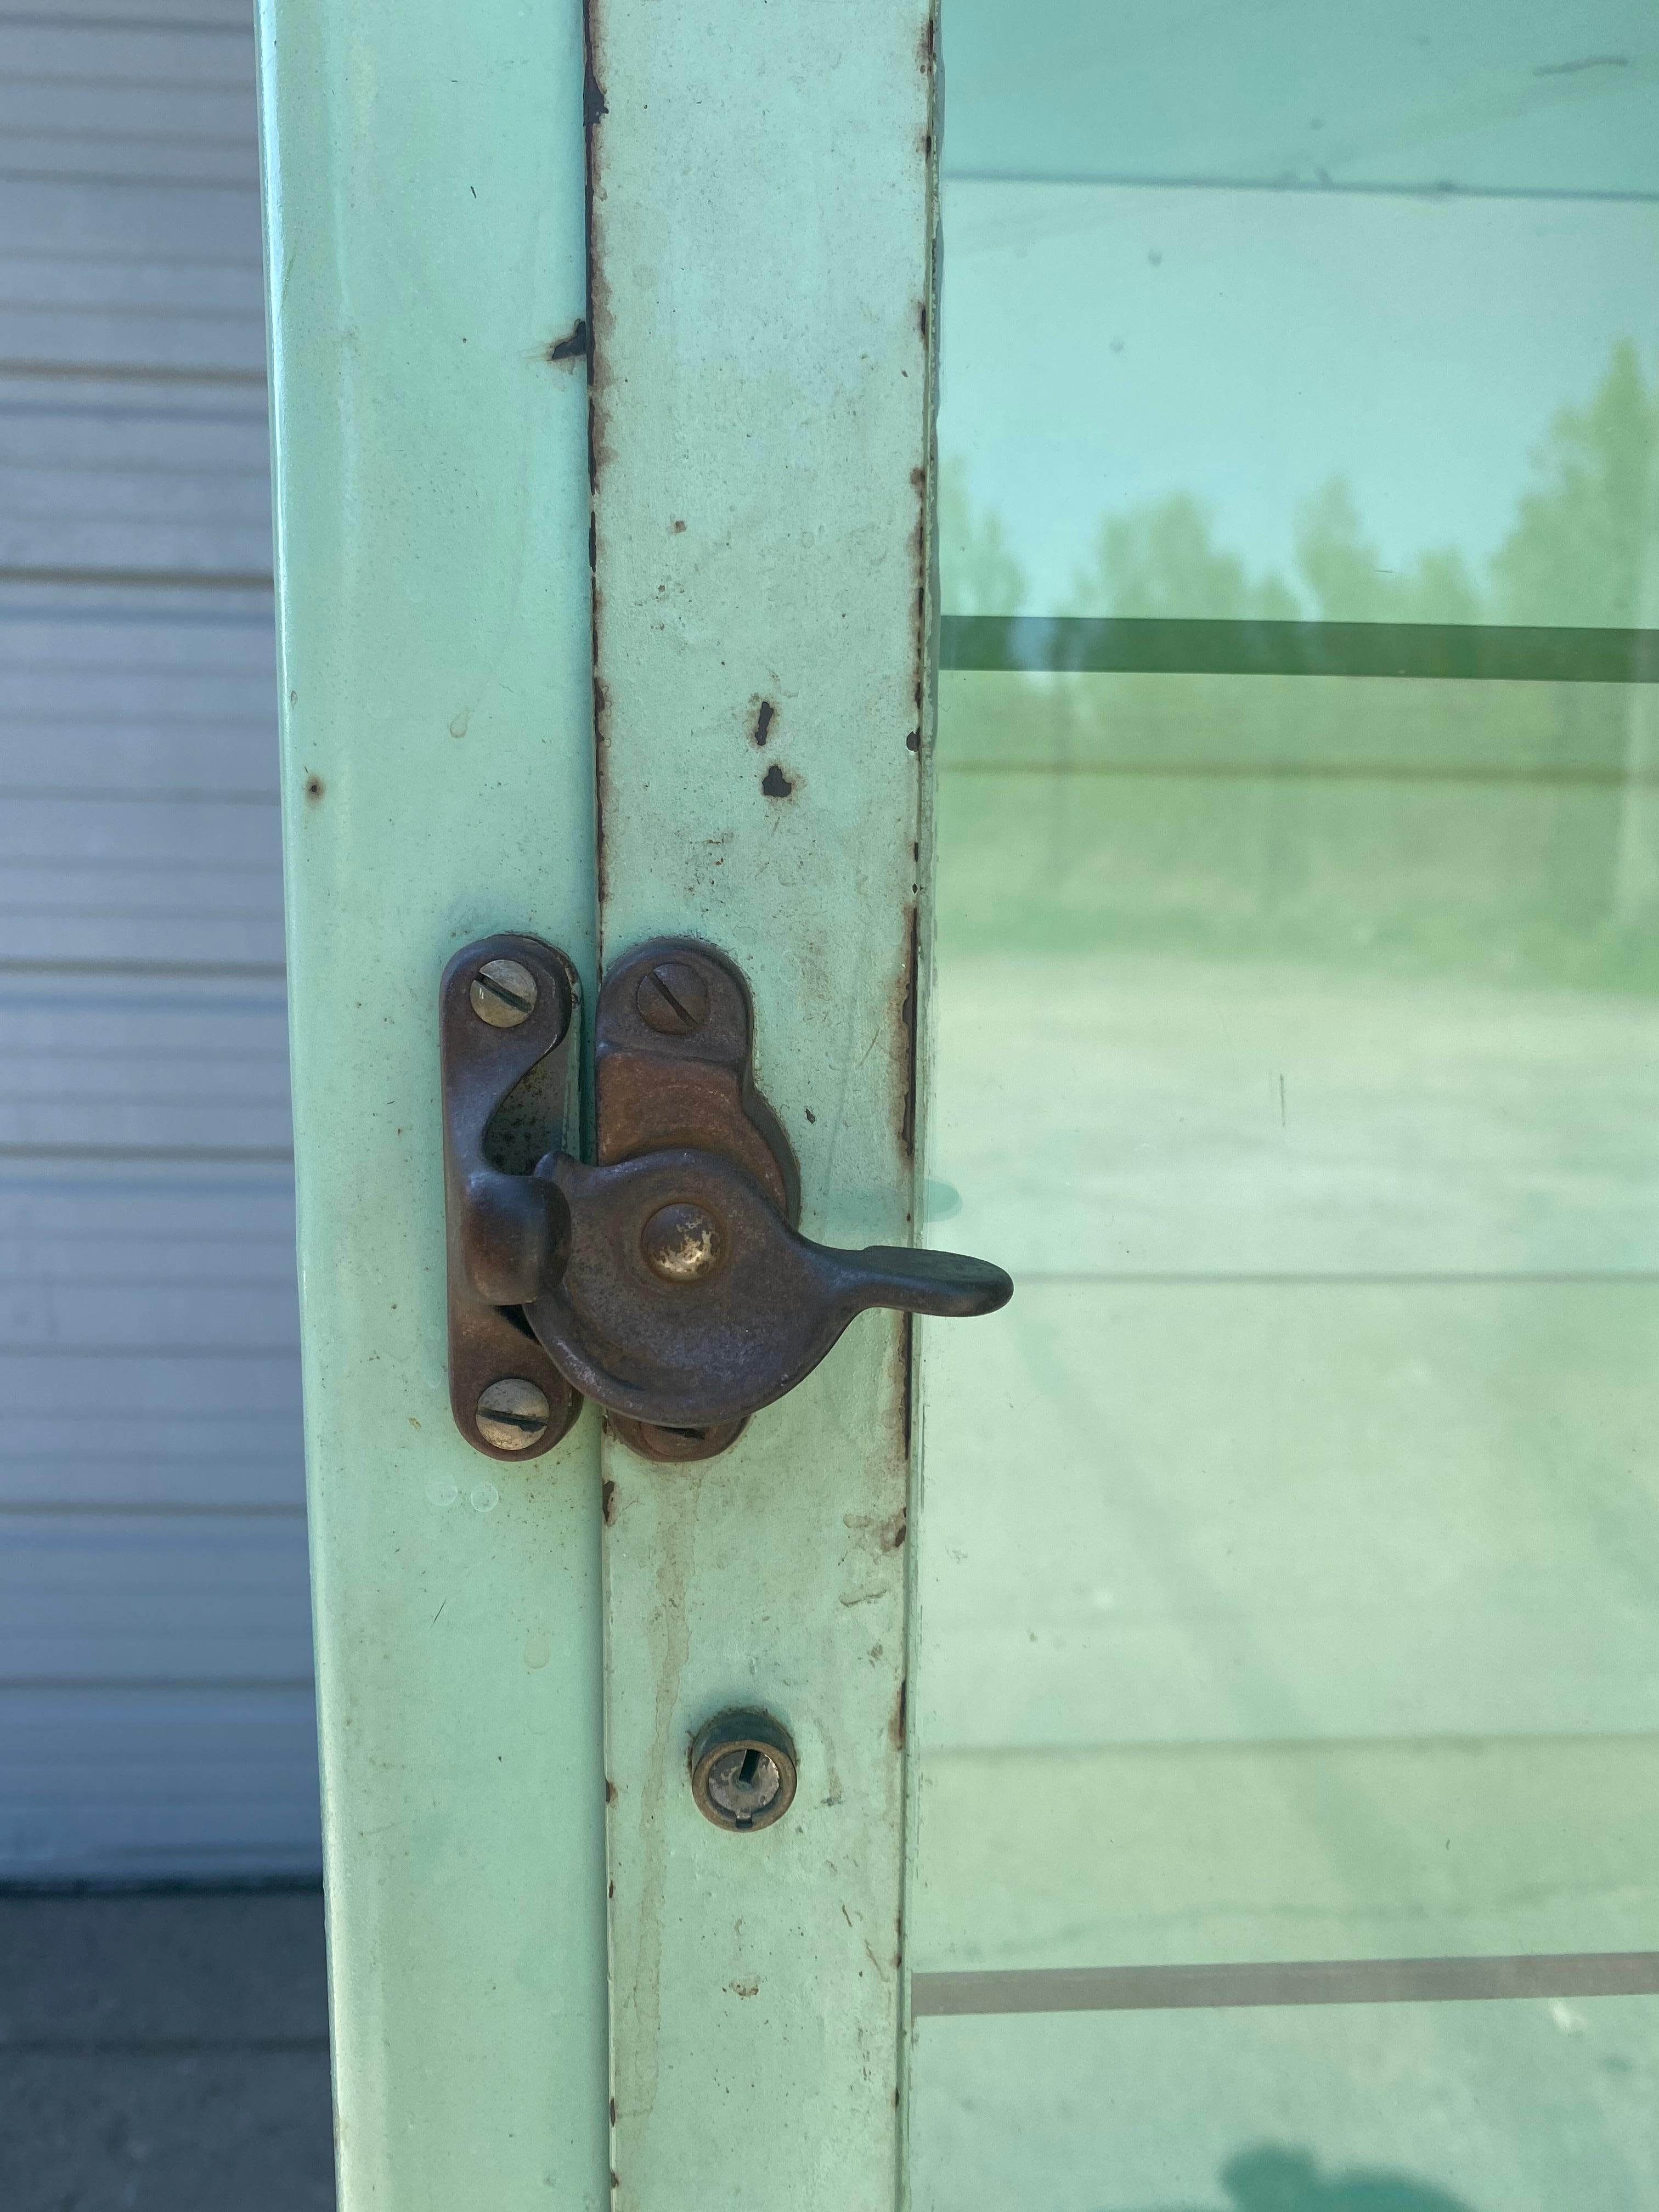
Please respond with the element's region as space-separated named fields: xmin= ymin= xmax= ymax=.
xmin=256 ymin=5 xmax=608 ymax=2205
xmin=259 ymin=1 xmax=939 ymax=2204
xmin=588 ymin=8 xmax=939 ymax=2207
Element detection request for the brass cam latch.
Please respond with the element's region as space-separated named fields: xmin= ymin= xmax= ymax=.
xmin=441 ymin=933 xmax=1012 ymax=1463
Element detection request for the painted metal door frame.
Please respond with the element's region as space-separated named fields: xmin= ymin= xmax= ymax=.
xmin=588 ymin=7 xmax=938 ymax=2205
xmin=258 ymin=1 xmax=939 ymax=2204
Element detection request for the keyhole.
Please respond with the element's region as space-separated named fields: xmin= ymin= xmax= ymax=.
xmin=690 ymin=1714 xmax=797 ymax=1833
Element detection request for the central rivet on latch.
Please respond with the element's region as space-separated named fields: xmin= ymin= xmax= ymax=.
xmin=640 ymin=1201 xmax=724 ymax=1283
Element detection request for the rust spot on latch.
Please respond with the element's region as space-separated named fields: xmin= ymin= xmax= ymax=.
xmin=752 ymin=699 xmax=775 ymax=748
xmin=761 ymin=763 xmax=793 ymax=798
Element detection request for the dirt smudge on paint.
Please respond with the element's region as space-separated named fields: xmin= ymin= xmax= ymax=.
xmin=612 ymin=1469 xmax=702 ymax=2148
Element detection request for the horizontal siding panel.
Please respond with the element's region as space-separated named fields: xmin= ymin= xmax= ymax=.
xmin=0 ymin=178 xmax=259 ymax=291
xmin=0 ymin=596 xmax=279 ymax=797
xmin=0 ymin=1685 xmax=319 ymax=1881
xmin=0 ymin=1454 xmax=302 ymax=1513
xmin=0 ymin=830 xmax=283 ymax=967
xmin=0 ymin=1164 xmax=294 ymax=1238
xmin=0 ymin=19 xmax=255 ymax=79
xmin=0 ymin=3 xmax=308 ymax=1871
xmin=0 ymin=732 xmax=278 ymax=793
xmin=0 ymin=0 xmax=251 ymax=26
xmin=0 ymin=397 xmax=269 ymax=483
xmin=2 ymin=133 xmax=258 ymax=193
xmin=0 ymin=246 xmax=260 ymax=318
xmin=0 ymin=1285 xmax=298 ymax=1355
xmin=0 ymin=330 xmax=263 ymax=379
xmin=0 ymin=488 xmax=272 ymax=575
xmin=2 ymin=445 xmax=270 ymax=530
xmin=0 ymin=1513 xmax=312 ymax=1683
xmin=0 ymin=1432 xmax=302 ymax=1515
xmin=0 ymin=978 xmax=291 ymax=1144
xmin=0 ymin=595 xmax=276 ymax=672
xmin=0 ymin=1346 xmax=300 ymax=1411
xmin=0 ymin=1171 xmax=302 ymax=1505
xmin=0 ymin=1294 xmax=296 ymax=1347
xmin=0 ymin=791 xmax=279 ymax=864
xmin=0 ymin=72 xmax=257 ymax=144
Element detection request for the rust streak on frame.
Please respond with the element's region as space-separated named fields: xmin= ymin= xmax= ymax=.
xmin=583 ymin=0 xmax=611 ymax=921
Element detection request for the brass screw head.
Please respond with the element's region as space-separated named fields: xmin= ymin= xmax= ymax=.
xmin=475 ymin=1376 xmax=551 ymax=1451
xmin=634 ymin=960 xmax=710 ymax=1035
xmin=470 ymin=957 xmax=539 ymax=1028
xmin=640 ymin=1202 xmax=724 ymax=1284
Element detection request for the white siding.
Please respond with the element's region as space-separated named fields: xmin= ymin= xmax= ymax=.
xmin=0 ymin=0 xmax=315 ymax=1878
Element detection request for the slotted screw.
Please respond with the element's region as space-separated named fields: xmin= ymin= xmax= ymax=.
xmin=475 ymin=1376 xmax=550 ymax=1451
xmin=634 ymin=959 xmax=709 ymax=1036
xmin=470 ymin=958 xmax=539 ymax=1028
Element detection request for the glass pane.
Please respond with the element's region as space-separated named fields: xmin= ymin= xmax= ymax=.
xmin=937 ymin=8 xmax=1659 ymax=626
xmin=914 ymin=5 xmax=1659 ymax=2205
xmin=911 ymin=2004 xmax=1659 ymax=2209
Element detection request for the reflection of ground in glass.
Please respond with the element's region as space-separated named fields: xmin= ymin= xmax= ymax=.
xmin=913 ymin=784 xmax=1659 ymax=2191
xmin=1177 ymin=2146 xmax=1475 ymax=2210
xmin=914 ymin=731 xmax=1659 ymax=2184
xmin=908 ymin=2003 xmax=1659 ymax=2209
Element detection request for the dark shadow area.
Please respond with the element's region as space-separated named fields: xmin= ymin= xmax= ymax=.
xmin=1138 ymin=2143 xmax=1480 ymax=2212
xmin=0 ymin=1891 xmax=335 ymax=2211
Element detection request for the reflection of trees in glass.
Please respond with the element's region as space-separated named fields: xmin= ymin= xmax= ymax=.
xmin=1495 ymin=341 xmax=1657 ymax=627
xmin=1294 ymin=481 xmax=1485 ymax=625
xmin=1139 ymin=2144 xmax=1477 ymax=2212
xmin=941 ymin=341 xmax=1658 ymax=626
xmin=1070 ymin=492 xmax=1301 ymax=622
xmin=936 ymin=454 xmax=1030 ymax=616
